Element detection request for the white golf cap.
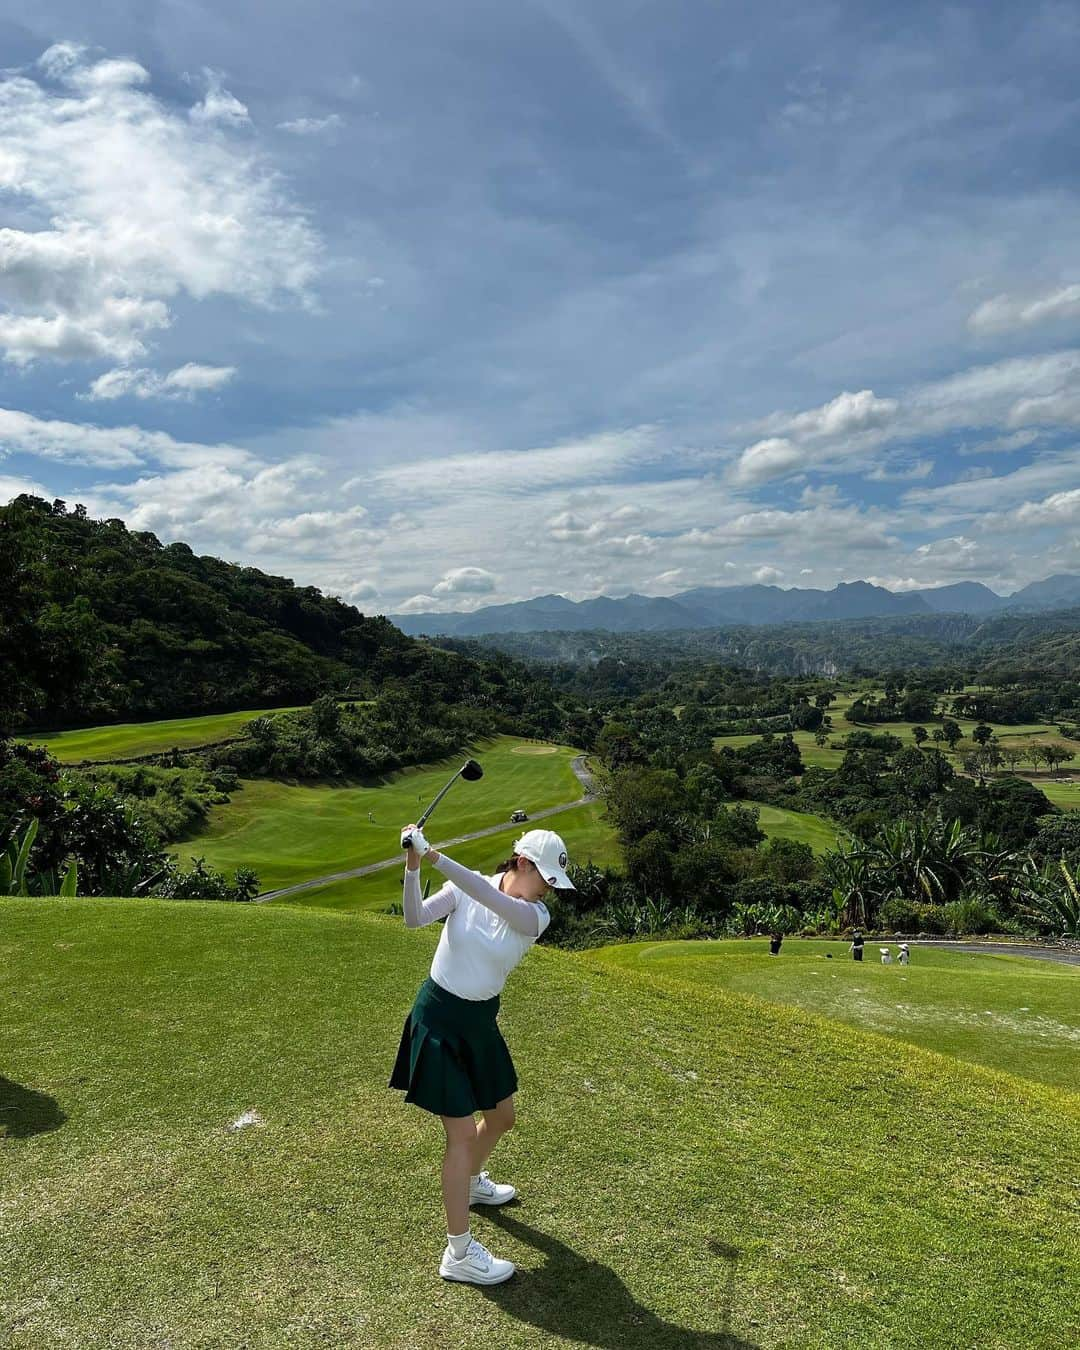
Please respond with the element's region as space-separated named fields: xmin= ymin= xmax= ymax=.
xmin=513 ymin=828 xmax=572 ymax=890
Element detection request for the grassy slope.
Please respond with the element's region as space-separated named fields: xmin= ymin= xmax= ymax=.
xmin=286 ymin=798 xmax=619 ymax=913
xmin=13 ymin=705 xmax=314 ymax=762
xmin=584 ymin=938 xmax=1080 ymax=1093
xmin=166 ymin=735 xmax=593 ymax=892
xmin=736 ymin=801 xmax=839 ymax=854
xmin=1 ymin=896 xmax=1077 ymax=1348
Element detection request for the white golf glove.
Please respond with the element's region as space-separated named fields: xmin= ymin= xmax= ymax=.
xmin=401 ymin=824 xmax=432 ymax=856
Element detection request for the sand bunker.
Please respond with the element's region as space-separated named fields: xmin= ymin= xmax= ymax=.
xmin=511 ymin=744 xmax=559 ymax=755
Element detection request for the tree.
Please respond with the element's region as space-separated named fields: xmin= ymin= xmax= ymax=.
xmin=625 ymin=829 xmax=676 ymax=898
xmin=972 ymin=723 xmax=994 ymax=747
xmin=791 ymin=699 xmax=823 ymax=731
xmin=595 ymin=721 xmax=645 ymax=771
xmin=942 ymin=719 xmax=963 ymax=750
xmin=604 ymin=766 xmax=689 ymax=845
xmin=912 ymin=725 xmax=928 ymax=746
xmin=1001 ymin=746 xmax=1026 ymax=773
xmin=1044 ymin=746 xmax=1076 ymax=776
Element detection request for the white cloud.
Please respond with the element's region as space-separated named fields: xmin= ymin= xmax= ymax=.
xmin=957 ymin=429 xmax=1039 ymax=456
xmin=0 ymin=405 xmax=257 ymax=470
xmin=397 ymin=593 xmax=439 ymax=614
xmin=864 ymin=575 xmax=925 ymax=592
xmin=730 ymin=354 xmax=1080 ymax=487
xmin=758 ymin=389 xmax=899 ymax=442
xmin=84 ymin=363 xmax=237 ymax=401
xmin=731 ymin=437 xmax=804 ymax=485
xmin=547 ymin=501 xmax=646 ymax=543
xmin=969 ymin=283 xmax=1080 ymax=334
xmin=865 ymin=458 xmax=934 ymax=481
xmin=0 ymin=472 xmax=52 ymax=503
xmin=595 ymin=533 xmax=657 ymax=556
xmin=189 ymin=69 xmax=251 ymax=126
xmin=250 ymin=505 xmax=380 ymax=557
xmin=365 ymin=426 xmax=663 ymax=500
xmin=1013 ymin=488 xmax=1080 ymax=527
xmin=277 ymin=114 xmax=344 ymax=135
xmin=911 ymin=535 xmax=985 ymax=573
xmin=0 ymin=47 xmax=319 ymax=366
xmin=433 ymin=566 xmax=497 ymax=595
xmin=752 ymin=565 xmax=783 ymax=583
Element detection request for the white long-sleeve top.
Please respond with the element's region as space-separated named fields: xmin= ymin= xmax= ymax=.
xmin=403 ymin=852 xmax=551 ymax=1001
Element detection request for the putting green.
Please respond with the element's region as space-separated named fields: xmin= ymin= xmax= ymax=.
xmin=585 ymin=937 xmax=1080 ymax=1093
xmin=1 ymin=895 xmax=1076 ymax=1346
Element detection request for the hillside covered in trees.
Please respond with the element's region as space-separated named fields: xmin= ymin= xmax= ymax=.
xmin=0 ymin=495 xmax=580 ymax=739
xmin=448 ymin=610 xmax=1080 ymax=680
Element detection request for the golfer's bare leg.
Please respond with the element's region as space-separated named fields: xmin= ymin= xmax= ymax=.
xmin=473 ymin=1095 xmax=515 ymax=1175
xmin=440 ymin=1114 xmax=476 ymax=1236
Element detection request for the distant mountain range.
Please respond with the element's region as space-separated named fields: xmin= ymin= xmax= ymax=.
xmin=388 ymin=574 xmax=1080 ymax=637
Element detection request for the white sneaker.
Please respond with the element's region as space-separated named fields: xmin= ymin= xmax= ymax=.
xmin=469 ymin=1169 xmax=517 ymax=1205
xmin=439 ymin=1236 xmax=516 ymax=1285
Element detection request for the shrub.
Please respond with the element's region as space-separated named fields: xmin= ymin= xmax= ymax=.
xmin=939 ymin=896 xmax=998 ymax=936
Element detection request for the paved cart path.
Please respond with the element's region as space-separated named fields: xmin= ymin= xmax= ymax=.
xmin=905 ymin=940 xmax=1080 ymax=967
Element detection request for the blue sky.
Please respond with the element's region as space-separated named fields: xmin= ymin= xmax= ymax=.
xmin=1 ymin=1 xmax=1079 ymax=612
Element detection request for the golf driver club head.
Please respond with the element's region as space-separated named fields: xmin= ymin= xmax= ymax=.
xmin=402 ymin=757 xmax=484 ymax=847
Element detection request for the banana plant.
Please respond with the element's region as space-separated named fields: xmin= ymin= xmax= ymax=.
xmin=0 ymin=816 xmax=78 ymax=896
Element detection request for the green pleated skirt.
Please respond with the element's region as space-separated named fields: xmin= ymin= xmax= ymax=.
xmin=388 ymin=974 xmax=519 ymax=1117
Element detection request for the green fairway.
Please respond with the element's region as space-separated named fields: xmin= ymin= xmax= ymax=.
xmin=585 ymin=937 xmax=1080 ymax=1093
xmin=284 ymin=799 xmax=619 ymax=912
xmin=166 ymin=735 xmax=592 ymax=893
xmin=736 ymin=801 xmax=839 ymax=854
xmin=1037 ymin=777 xmax=1080 ymax=811
xmin=2 ymin=896 xmax=1077 ymax=1347
xmin=13 ymin=704 xmax=313 ymax=763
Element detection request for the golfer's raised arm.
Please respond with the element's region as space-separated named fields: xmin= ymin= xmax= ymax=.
xmin=429 ymin=851 xmax=543 ymax=938
xmin=402 ymin=864 xmax=457 ymax=928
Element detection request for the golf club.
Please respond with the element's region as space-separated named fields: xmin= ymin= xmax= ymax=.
xmin=401 ymin=758 xmax=483 ymax=850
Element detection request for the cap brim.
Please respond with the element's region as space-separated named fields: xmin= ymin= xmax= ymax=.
xmin=542 ymin=864 xmax=574 ymax=891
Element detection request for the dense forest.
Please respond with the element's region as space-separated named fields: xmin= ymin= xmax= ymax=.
xmin=449 ymin=611 xmax=1080 ymax=679
xmin=0 ymin=495 xmax=585 ymax=739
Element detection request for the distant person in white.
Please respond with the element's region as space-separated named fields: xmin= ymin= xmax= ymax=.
xmin=389 ymin=823 xmax=571 ymax=1285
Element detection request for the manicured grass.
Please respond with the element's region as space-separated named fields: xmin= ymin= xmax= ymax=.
xmin=736 ymin=801 xmax=840 ymax=854
xmin=585 ymin=938 xmax=1080 ymax=1093
xmin=285 ymin=800 xmax=621 ymax=913
xmin=1 ymin=896 xmax=1077 ymax=1347
xmin=166 ymin=735 xmax=592 ymax=893
xmin=13 ymin=704 xmax=314 ymax=763
xmin=1037 ymin=777 xmax=1080 ymax=811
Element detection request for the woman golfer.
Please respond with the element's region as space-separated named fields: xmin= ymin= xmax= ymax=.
xmin=388 ymin=822 xmax=571 ymax=1285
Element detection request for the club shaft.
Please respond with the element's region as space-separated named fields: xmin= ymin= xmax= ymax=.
xmin=416 ymin=768 xmax=465 ymax=830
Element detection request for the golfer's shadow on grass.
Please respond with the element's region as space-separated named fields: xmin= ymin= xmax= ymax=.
xmin=0 ymin=1076 xmax=67 ymax=1140
xmin=470 ymin=1207 xmax=760 ymax=1349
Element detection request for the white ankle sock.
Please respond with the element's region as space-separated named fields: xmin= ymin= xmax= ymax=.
xmin=448 ymin=1230 xmax=472 ymax=1260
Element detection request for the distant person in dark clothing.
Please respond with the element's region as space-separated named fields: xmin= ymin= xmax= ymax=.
xmin=849 ymin=930 xmax=864 ymax=962
xmin=769 ymin=932 xmax=783 ymax=956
